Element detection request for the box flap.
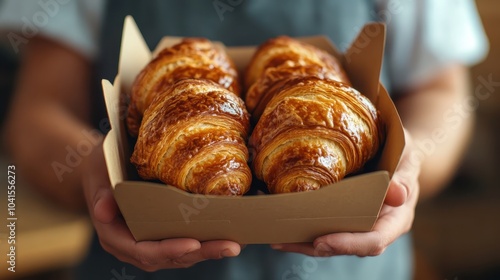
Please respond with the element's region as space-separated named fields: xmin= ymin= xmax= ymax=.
xmin=377 ymin=84 xmax=405 ymax=176
xmin=102 ymin=79 xmax=128 ymax=188
xmin=119 ymin=16 xmax=152 ymax=96
xmin=343 ymin=23 xmax=386 ymax=104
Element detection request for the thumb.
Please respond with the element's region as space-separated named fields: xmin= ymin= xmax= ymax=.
xmin=384 ymin=177 xmax=409 ymax=207
xmin=82 ymin=144 xmax=119 ymax=224
xmin=93 ymin=186 xmax=119 ymax=224
xmin=384 ymin=129 xmax=420 ymax=207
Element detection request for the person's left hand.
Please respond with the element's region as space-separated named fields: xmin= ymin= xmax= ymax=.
xmin=271 ymin=129 xmax=420 ymax=257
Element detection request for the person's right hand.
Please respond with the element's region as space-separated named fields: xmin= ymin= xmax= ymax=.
xmin=82 ymin=143 xmax=242 ymax=271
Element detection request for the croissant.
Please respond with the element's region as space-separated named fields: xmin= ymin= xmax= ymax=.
xmin=245 ymin=36 xmax=350 ymax=117
xmin=127 ymin=38 xmax=240 ymax=137
xmin=248 ymin=76 xmax=383 ymax=193
xmin=246 ymin=63 xmax=344 ymax=121
xmin=130 ymin=79 xmax=252 ymax=195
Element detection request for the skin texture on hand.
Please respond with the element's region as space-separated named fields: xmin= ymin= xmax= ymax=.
xmin=82 ymin=144 xmax=243 ymax=271
xmin=271 ymin=129 xmax=419 ymax=257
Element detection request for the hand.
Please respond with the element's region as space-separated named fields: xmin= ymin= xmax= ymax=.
xmin=271 ymin=129 xmax=420 ymax=257
xmin=82 ymin=143 xmax=242 ymax=271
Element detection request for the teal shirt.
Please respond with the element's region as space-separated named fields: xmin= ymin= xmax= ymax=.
xmin=79 ymin=1 xmax=413 ymax=279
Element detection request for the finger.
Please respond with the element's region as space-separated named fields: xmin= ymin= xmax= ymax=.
xmin=84 ymin=168 xmax=119 ymax=224
xmin=385 ymin=159 xmax=419 ymax=207
xmin=384 ymin=179 xmax=407 ymax=207
xmin=271 ymin=242 xmax=341 ymax=257
xmin=384 ymin=129 xmax=420 ymax=207
xmin=82 ymin=145 xmax=116 ymax=223
xmin=271 ymin=243 xmax=315 ymax=256
xmin=200 ymin=240 xmax=241 ymax=258
xmin=98 ymin=216 xmax=200 ymax=260
xmin=95 ymin=216 xmax=201 ymax=271
xmin=173 ymin=240 xmax=241 ymax=266
xmin=314 ymin=231 xmax=387 ymax=257
xmin=93 ymin=186 xmax=119 ymax=224
xmin=313 ymin=205 xmax=413 ymax=257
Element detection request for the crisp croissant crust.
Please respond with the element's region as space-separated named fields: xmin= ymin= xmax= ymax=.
xmin=127 ymin=38 xmax=240 ymax=137
xmin=244 ymin=36 xmax=350 ymax=91
xmin=246 ymin=63 xmax=344 ymax=121
xmin=249 ymin=77 xmax=383 ymax=194
xmin=131 ymin=79 xmax=252 ymax=196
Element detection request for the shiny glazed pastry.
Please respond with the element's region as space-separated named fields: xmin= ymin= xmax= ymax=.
xmin=131 ymin=79 xmax=252 ymax=196
xmin=246 ymin=63 xmax=343 ymax=121
xmin=127 ymin=38 xmax=240 ymax=137
xmin=245 ymin=36 xmax=350 ymax=118
xmin=249 ymin=77 xmax=383 ymax=194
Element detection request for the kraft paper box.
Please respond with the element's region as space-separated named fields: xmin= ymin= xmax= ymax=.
xmin=101 ymin=16 xmax=405 ymax=244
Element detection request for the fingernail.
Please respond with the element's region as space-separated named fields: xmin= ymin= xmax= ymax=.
xmin=271 ymin=244 xmax=283 ymax=250
xmin=315 ymin=243 xmax=333 ymax=253
xmin=221 ymin=248 xmax=237 ymax=258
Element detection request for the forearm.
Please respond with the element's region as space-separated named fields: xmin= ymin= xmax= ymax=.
xmin=395 ymin=64 xmax=474 ymax=200
xmin=4 ymin=36 xmax=95 ymax=211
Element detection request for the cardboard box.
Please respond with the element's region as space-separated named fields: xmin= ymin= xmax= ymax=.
xmin=101 ymin=16 xmax=405 ymax=244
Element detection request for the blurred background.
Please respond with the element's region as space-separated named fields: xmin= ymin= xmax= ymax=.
xmin=412 ymin=0 xmax=500 ymax=279
xmin=0 ymin=0 xmax=499 ymax=279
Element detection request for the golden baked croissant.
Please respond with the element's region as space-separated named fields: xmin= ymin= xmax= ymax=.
xmin=131 ymin=79 xmax=252 ymax=195
xmin=248 ymin=76 xmax=383 ymax=193
xmin=246 ymin=63 xmax=343 ymax=121
xmin=127 ymin=38 xmax=240 ymax=137
xmin=245 ymin=36 xmax=350 ymax=118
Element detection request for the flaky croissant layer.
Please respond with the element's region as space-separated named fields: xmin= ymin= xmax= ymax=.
xmin=131 ymin=79 xmax=252 ymax=196
xmin=249 ymin=77 xmax=383 ymax=194
xmin=244 ymin=36 xmax=351 ymax=91
xmin=127 ymin=38 xmax=240 ymax=137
